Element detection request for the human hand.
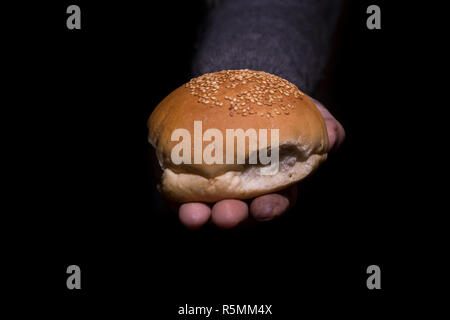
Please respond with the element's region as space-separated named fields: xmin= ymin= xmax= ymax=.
xmin=173 ymin=97 xmax=345 ymax=229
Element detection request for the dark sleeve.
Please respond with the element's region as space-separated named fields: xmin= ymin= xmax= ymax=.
xmin=192 ymin=0 xmax=342 ymax=94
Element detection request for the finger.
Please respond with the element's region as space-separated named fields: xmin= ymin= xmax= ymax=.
xmin=309 ymin=97 xmax=345 ymax=152
xmin=324 ymin=118 xmax=345 ymax=153
xmin=178 ymin=203 xmax=212 ymax=229
xmin=250 ymin=185 xmax=298 ymax=221
xmin=211 ymin=200 xmax=249 ymax=229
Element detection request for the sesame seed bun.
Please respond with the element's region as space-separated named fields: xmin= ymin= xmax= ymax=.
xmin=148 ymin=69 xmax=328 ymax=203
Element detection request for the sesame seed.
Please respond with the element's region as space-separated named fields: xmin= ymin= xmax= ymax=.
xmin=185 ymin=69 xmax=304 ymax=110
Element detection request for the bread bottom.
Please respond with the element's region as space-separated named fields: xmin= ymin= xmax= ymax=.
xmin=159 ymin=153 xmax=327 ymax=203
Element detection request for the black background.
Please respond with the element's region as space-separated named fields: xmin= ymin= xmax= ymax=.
xmin=5 ymin=0 xmax=437 ymax=317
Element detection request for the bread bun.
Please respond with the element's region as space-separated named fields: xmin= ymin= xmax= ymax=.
xmin=148 ymin=69 xmax=328 ymax=203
